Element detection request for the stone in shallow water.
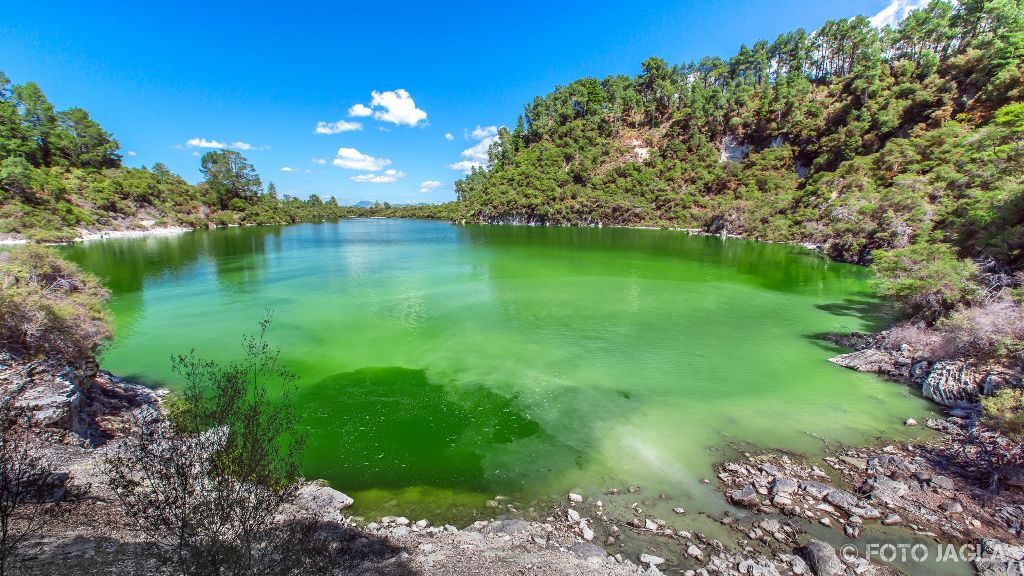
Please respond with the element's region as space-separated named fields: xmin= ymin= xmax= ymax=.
xmin=730 ymin=485 xmax=760 ymax=508
xmin=639 ymin=553 xmax=665 ymax=566
xmin=796 ymin=539 xmax=845 ymax=576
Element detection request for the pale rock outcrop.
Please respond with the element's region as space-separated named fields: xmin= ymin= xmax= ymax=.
xmin=294 ymin=480 xmax=354 ymax=521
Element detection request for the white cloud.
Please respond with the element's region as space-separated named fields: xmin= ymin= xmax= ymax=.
xmin=870 ymin=0 xmax=928 ymax=27
xmin=444 ymin=132 xmax=454 ymax=141
xmin=446 ymin=160 xmax=484 ymax=173
xmin=348 ymin=103 xmax=373 ymax=117
xmin=369 ymin=89 xmax=427 ymax=126
xmin=447 ymin=123 xmax=500 ymax=173
xmin=184 ymin=138 xmax=264 ymax=151
xmin=311 ymin=157 xmax=327 ymax=165
xmin=461 ymin=138 xmax=495 ymax=162
xmin=419 ymin=180 xmax=442 ymax=192
xmin=315 ymin=120 xmax=363 ymax=134
xmin=350 ymin=169 xmax=405 ymax=183
xmin=126 ymin=150 xmax=137 ymax=157
xmin=281 ymin=166 xmax=295 ymax=172
xmin=185 ymin=137 xmax=226 ymax=149
xmin=332 ymin=147 xmax=392 ymax=171
xmin=470 ymin=125 xmax=498 ymax=140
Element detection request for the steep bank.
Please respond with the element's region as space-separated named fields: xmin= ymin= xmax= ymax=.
xmin=454 ymin=1 xmax=1023 ymax=267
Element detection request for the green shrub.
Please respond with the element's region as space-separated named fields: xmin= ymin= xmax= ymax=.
xmin=0 ymin=245 xmax=111 ymax=363
xmin=983 ymin=388 xmax=1024 ymax=441
xmin=870 ymin=243 xmax=979 ymax=318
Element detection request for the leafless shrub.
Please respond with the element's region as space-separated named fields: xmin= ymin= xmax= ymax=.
xmin=101 ymin=314 xmax=357 ymax=576
xmin=0 ymin=401 xmax=86 ymax=576
xmin=885 ymin=296 xmax=1024 ymax=364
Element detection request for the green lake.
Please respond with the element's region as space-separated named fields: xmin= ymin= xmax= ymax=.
xmin=61 ymin=219 xmax=938 ymax=524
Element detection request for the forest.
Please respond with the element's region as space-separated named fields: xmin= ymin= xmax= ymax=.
xmin=0 ymin=74 xmax=455 ymax=242
xmin=455 ymin=0 xmax=1023 ymax=268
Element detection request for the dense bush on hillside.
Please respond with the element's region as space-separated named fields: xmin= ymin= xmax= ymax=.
xmin=456 ymin=0 xmax=1024 ymax=268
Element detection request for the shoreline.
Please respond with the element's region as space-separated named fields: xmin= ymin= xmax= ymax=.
xmin=5 ymin=346 xmax=1023 ymax=575
xmin=0 ymin=225 xmax=192 ymax=246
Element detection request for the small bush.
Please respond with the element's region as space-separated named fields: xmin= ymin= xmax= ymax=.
xmin=0 ymin=245 xmax=111 ymax=363
xmin=870 ymin=242 xmax=979 ymax=318
xmin=983 ymin=388 xmax=1024 ymax=440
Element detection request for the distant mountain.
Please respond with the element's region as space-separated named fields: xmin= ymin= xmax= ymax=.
xmin=352 ymin=200 xmax=375 ymax=208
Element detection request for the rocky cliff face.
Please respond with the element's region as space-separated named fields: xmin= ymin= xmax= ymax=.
xmin=827 ymin=336 xmax=1021 ymax=407
xmin=0 ymin=351 xmax=159 ymax=444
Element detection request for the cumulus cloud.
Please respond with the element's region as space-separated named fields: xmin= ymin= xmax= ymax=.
xmin=184 ymin=138 xmax=264 ymax=151
xmin=315 ymin=120 xmax=363 ymax=134
xmin=444 ymin=132 xmax=454 ymax=141
xmin=311 ymin=157 xmax=327 ymax=165
xmin=281 ymin=166 xmax=295 ymax=172
xmin=370 ymin=89 xmax=428 ymax=126
xmin=461 ymin=138 xmax=494 ymax=163
xmin=185 ymin=137 xmax=226 ymax=149
xmin=332 ymin=147 xmax=392 ymax=171
xmin=446 ymin=160 xmax=484 ymax=173
xmin=350 ymin=169 xmax=405 ymax=183
xmin=446 ymin=124 xmax=501 ymax=173
xmin=470 ymin=125 xmax=498 ymax=140
xmin=419 ymin=180 xmax=442 ymax=192
xmin=870 ymin=0 xmax=928 ymax=27
xmin=348 ymin=103 xmax=373 ymax=117
xmin=126 ymin=150 xmax=137 ymax=157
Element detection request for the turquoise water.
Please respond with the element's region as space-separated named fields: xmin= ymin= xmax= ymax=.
xmin=59 ymin=219 xmax=936 ymax=524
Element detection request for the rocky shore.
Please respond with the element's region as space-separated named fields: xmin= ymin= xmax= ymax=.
xmin=5 ymin=344 xmax=1024 ymax=576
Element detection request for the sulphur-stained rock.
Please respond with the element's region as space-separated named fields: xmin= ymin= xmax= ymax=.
xmin=796 ymin=539 xmax=845 ymax=576
xmin=919 ymin=360 xmax=1016 ymax=406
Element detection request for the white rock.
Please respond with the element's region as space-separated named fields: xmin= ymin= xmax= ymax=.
xmin=567 ymin=509 xmax=581 ymax=522
xmin=687 ymin=544 xmax=703 ymax=559
xmin=673 ymin=507 xmax=686 ymax=514
xmin=905 ymin=418 xmax=918 ymax=426
xmin=639 ymin=553 xmax=666 ymax=566
xmin=568 ymin=492 xmax=584 ymax=503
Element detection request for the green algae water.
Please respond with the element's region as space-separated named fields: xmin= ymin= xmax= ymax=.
xmin=60 ymin=219 xmax=937 ymax=523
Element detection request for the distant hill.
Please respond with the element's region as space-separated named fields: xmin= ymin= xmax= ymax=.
xmin=456 ymin=1 xmax=1024 ymax=267
xmin=352 ymin=200 xmax=375 ymax=208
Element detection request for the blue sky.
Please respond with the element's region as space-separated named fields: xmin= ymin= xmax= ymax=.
xmin=1 ymin=0 xmax=920 ymax=205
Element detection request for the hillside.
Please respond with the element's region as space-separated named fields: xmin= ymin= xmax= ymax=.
xmin=0 ymin=74 xmax=455 ymax=242
xmin=455 ymin=0 xmax=1024 ymax=267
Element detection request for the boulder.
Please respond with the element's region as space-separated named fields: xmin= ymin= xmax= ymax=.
xmin=730 ymin=485 xmax=761 ymax=508
xmin=570 ymin=542 xmax=606 ymax=560
xmin=828 ymin=348 xmax=903 ymax=375
xmin=771 ymin=477 xmax=798 ymax=496
xmin=483 ymin=519 xmax=530 ymax=535
xmin=639 ymin=553 xmax=665 ymax=566
xmin=796 ymin=539 xmax=846 ymax=576
xmin=294 ymin=481 xmax=353 ymax=521
xmin=865 ymin=475 xmax=909 ymax=508
xmin=974 ymin=539 xmax=1024 ymax=576
xmin=920 ymin=361 xmax=1017 ymax=406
